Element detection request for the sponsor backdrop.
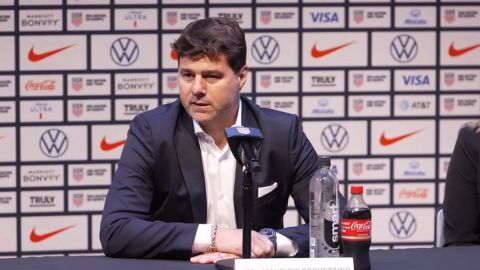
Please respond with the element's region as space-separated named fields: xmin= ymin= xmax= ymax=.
xmin=0 ymin=0 xmax=479 ymax=257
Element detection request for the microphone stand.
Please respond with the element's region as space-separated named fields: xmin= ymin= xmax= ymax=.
xmin=242 ymin=149 xmax=262 ymax=258
xmin=242 ymin=165 xmax=253 ymax=258
xmin=215 ymin=135 xmax=262 ymax=270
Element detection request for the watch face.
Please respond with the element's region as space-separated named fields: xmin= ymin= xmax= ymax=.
xmin=259 ymin=228 xmax=277 ymax=251
xmin=260 ymin=228 xmax=275 ymax=238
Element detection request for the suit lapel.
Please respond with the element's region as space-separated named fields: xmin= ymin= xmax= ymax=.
xmin=175 ymin=111 xmax=207 ymax=223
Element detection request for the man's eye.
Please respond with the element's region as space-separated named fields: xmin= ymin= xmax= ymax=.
xmin=205 ymin=74 xmax=221 ymax=80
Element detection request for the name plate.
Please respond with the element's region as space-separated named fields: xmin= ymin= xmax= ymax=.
xmin=234 ymin=257 xmax=354 ymax=270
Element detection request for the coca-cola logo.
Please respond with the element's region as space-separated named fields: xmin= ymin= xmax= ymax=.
xmin=399 ymin=188 xmax=428 ymax=199
xmin=25 ymin=80 xmax=56 ymax=91
xmin=349 ymin=220 xmax=371 ymax=231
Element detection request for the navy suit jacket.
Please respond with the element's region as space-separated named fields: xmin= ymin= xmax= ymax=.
xmin=100 ymin=97 xmax=320 ymax=259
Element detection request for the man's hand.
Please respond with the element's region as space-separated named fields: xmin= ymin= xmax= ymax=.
xmin=190 ymin=228 xmax=275 ymax=264
xmin=190 ymin=252 xmax=241 ymax=264
xmin=216 ymin=227 xmax=275 ymax=258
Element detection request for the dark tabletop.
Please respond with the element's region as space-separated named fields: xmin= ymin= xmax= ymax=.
xmin=1 ymin=246 xmax=479 ymax=270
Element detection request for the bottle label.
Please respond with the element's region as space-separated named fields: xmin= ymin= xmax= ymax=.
xmin=341 ymin=218 xmax=371 ymax=240
xmin=324 ymin=202 xmax=339 ymax=248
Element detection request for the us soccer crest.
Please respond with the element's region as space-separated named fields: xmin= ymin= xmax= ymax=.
xmin=445 ymin=9 xmax=455 ymax=23
xmin=353 ymin=162 xmax=363 ymax=176
xmin=167 ymin=11 xmax=177 ymax=25
xmin=71 ymin=12 xmax=83 ymax=27
xmin=353 ymin=10 xmax=364 ymax=24
xmin=167 ymin=76 xmax=177 ymax=90
xmin=73 ymin=168 xmax=84 ymax=182
xmin=353 ymin=99 xmax=364 ymax=112
xmin=72 ymin=103 xmax=84 ymax=117
xmin=73 ymin=193 xmax=84 ymax=207
xmin=72 ymin=77 xmax=83 ymax=92
xmin=444 ymin=98 xmax=455 ymax=111
xmin=260 ymin=75 xmax=272 ymax=88
xmin=353 ymin=73 xmax=364 ymax=87
xmin=444 ymin=73 xmax=455 ymax=87
xmin=260 ymin=10 xmax=271 ymax=25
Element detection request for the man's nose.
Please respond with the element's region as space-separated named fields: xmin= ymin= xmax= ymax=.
xmin=191 ymin=75 xmax=206 ymax=95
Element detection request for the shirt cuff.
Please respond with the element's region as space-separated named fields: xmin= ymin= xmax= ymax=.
xmin=192 ymin=224 xmax=212 ymax=254
xmin=275 ymin=232 xmax=299 ymax=257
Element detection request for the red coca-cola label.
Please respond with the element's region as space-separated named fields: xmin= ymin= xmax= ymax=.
xmin=342 ymin=219 xmax=371 ymax=240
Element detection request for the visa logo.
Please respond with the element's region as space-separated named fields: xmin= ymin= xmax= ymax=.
xmin=310 ymin=12 xmax=339 ymax=23
xmin=402 ymin=75 xmax=430 ymax=86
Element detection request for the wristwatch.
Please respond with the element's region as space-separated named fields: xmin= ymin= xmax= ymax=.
xmin=259 ymin=228 xmax=277 ymax=252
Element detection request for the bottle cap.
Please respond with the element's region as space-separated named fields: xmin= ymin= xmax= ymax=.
xmin=319 ymin=156 xmax=331 ymax=167
xmin=351 ymin=185 xmax=363 ymax=194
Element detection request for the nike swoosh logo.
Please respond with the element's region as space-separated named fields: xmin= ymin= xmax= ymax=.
xmin=28 ymin=44 xmax=75 ymax=62
xmin=101 ymin=136 xmax=126 ymax=151
xmin=448 ymin=42 xmax=480 ymax=57
xmin=30 ymin=225 xmax=75 ymax=243
xmin=379 ymin=130 xmax=422 ymax=146
xmin=311 ymin=42 xmax=354 ymax=58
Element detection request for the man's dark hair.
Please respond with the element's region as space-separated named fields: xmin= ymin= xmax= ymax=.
xmin=172 ymin=17 xmax=247 ymax=74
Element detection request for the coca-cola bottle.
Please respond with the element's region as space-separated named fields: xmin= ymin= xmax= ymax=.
xmin=309 ymin=156 xmax=340 ymax=257
xmin=341 ymin=185 xmax=371 ymax=270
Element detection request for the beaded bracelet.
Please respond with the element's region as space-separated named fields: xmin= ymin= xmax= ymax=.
xmin=208 ymin=224 xmax=218 ymax=253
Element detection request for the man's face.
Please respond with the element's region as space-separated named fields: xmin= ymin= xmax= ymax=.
xmin=178 ymin=54 xmax=247 ymax=128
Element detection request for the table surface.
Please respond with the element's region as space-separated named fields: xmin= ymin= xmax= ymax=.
xmin=1 ymin=246 xmax=479 ymax=270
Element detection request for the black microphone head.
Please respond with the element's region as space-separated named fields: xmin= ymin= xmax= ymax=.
xmin=225 ymin=126 xmax=264 ymax=168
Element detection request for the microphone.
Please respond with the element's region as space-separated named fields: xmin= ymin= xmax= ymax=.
xmin=225 ymin=126 xmax=264 ymax=172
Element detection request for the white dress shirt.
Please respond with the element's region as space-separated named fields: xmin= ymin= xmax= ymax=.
xmin=191 ymin=101 xmax=297 ymax=256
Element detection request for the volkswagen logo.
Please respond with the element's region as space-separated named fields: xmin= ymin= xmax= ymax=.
xmin=39 ymin=129 xmax=68 ymax=158
xmin=251 ymin=35 xmax=280 ymax=64
xmin=390 ymin=34 xmax=418 ymax=63
xmin=389 ymin=210 xmax=417 ymax=239
xmin=110 ymin=37 xmax=139 ymax=66
xmin=320 ymin=124 xmax=348 ymax=152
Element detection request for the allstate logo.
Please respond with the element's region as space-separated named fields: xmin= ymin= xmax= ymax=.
xmin=320 ymin=124 xmax=348 ymax=152
xmin=251 ymin=35 xmax=280 ymax=64
xmin=389 ymin=210 xmax=417 ymax=239
xmin=110 ymin=37 xmax=139 ymax=66
xmin=390 ymin=34 xmax=418 ymax=63
xmin=39 ymin=129 xmax=68 ymax=158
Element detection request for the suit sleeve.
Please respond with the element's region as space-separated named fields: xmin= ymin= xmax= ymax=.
xmin=100 ymin=115 xmax=198 ymax=259
xmin=275 ymin=116 xmax=346 ymax=257
xmin=275 ymin=116 xmax=319 ymax=256
xmin=444 ymin=126 xmax=480 ymax=246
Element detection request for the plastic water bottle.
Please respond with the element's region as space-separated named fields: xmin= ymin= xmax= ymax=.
xmin=309 ymin=156 xmax=340 ymax=257
xmin=342 ymin=185 xmax=371 ymax=270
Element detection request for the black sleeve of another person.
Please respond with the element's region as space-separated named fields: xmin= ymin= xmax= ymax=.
xmin=444 ymin=124 xmax=480 ymax=246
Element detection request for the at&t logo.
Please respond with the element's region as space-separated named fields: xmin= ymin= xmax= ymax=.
xmin=390 ymin=34 xmax=418 ymax=63
xmin=389 ymin=210 xmax=416 ymax=239
xmin=320 ymin=124 xmax=348 ymax=152
xmin=251 ymin=35 xmax=279 ymax=64
xmin=39 ymin=129 xmax=68 ymax=158
xmin=110 ymin=37 xmax=139 ymax=66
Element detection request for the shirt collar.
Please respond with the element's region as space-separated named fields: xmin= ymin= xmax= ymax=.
xmin=193 ymin=99 xmax=243 ymax=136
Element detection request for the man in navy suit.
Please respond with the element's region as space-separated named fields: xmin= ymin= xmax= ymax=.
xmin=100 ymin=17 xmax=320 ymax=263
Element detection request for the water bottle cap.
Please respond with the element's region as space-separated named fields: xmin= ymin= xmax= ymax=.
xmin=319 ymin=156 xmax=331 ymax=167
xmin=351 ymin=185 xmax=363 ymax=194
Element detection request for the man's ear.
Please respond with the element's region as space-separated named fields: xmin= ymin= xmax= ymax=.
xmin=238 ymin=65 xmax=248 ymax=90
